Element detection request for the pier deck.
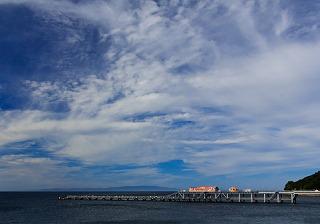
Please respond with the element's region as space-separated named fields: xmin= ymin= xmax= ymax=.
xmin=59 ymin=191 xmax=320 ymax=204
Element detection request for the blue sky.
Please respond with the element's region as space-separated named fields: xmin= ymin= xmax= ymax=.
xmin=1 ymin=0 xmax=320 ymax=191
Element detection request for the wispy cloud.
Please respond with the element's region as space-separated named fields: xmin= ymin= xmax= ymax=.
xmin=1 ymin=0 xmax=320 ymax=189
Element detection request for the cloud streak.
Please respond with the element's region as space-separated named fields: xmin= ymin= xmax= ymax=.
xmin=1 ymin=0 xmax=320 ymax=189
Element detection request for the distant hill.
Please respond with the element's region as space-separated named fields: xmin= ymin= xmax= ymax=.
xmin=284 ymin=171 xmax=320 ymax=190
xmin=42 ymin=186 xmax=177 ymax=192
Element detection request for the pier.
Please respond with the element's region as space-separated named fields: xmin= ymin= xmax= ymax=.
xmin=58 ymin=191 xmax=320 ymax=204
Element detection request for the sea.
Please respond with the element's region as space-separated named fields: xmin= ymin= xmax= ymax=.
xmin=1 ymin=192 xmax=320 ymax=224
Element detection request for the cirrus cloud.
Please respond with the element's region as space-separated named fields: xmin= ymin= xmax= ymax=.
xmin=1 ymin=0 xmax=320 ymax=190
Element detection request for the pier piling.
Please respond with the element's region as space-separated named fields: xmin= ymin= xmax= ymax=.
xmin=57 ymin=191 xmax=320 ymax=204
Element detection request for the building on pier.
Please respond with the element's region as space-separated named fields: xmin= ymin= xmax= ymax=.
xmin=189 ymin=186 xmax=219 ymax=192
xmin=229 ymin=186 xmax=239 ymax=192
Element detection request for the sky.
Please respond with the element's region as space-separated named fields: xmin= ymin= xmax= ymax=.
xmin=1 ymin=0 xmax=320 ymax=191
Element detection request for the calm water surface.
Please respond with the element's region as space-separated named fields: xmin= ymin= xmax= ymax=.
xmin=0 ymin=192 xmax=320 ymax=224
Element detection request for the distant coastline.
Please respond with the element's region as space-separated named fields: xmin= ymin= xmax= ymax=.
xmin=39 ymin=186 xmax=178 ymax=192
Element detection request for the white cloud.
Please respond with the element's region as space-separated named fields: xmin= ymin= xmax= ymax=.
xmin=1 ymin=0 xmax=320 ymax=188
xmin=0 ymin=155 xmax=75 ymax=190
xmin=275 ymin=10 xmax=291 ymax=36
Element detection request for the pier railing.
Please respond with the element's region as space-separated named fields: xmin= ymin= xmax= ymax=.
xmin=58 ymin=190 xmax=320 ymax=204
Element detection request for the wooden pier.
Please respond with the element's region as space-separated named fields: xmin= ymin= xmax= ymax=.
xmin=58 ymin=191 xmax=320 ymax=204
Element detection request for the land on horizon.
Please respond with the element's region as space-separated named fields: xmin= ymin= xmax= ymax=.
xmin=285 ymin=171 xmax=320 ymax=191
xmin=37 ymin=186 xmax=178 ymax=192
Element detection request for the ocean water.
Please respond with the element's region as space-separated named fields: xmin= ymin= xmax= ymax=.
xmin=0 ymin=192 xmax=320 ymax=224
